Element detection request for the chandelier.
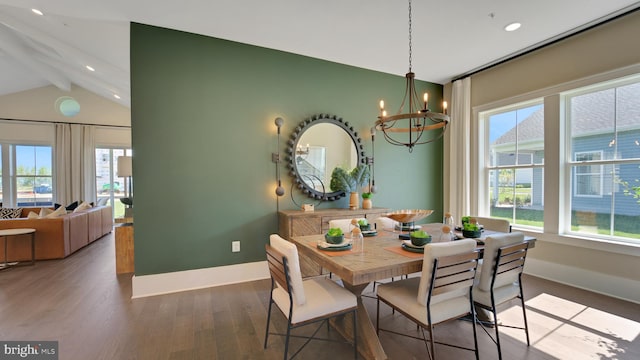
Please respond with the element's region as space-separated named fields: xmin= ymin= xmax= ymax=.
xmin=375 ymin=0 xmax=450 ymax=152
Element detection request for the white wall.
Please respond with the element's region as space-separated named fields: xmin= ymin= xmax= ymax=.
xmin=0 ymin=84 xmax=130 ymax=127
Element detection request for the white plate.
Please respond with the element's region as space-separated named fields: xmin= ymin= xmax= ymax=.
xmin=402 ymin=240 xmax=426 ymax=249
xmin=318 ymin=238 xmax=351 ymax=248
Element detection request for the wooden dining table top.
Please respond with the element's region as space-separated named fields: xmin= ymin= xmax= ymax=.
xmin=291 ymin=225 xmax=536 ymax=287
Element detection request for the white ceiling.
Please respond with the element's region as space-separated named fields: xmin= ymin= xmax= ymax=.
xmin=1 ymin=0 xmax=639 ymax=108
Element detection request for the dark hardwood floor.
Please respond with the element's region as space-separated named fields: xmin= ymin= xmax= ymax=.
xmin=1 ymin=232 xmax=638 ymax=359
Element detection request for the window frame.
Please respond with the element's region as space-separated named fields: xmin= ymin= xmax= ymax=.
xmin=473 ymin=70 xmax=640 ymax=249
xmin=0 ymin=143 xmax=54 ymax=208
xmin=479 ymin=99 xmax=545 ymax=230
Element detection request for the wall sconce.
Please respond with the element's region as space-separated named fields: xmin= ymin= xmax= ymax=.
xmin=273 ymin=117 xmax=285 ymax=197
xmin=367 ymin=127 xmax=377 ymax=193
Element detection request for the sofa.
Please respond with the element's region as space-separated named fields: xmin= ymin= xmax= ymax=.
xmin=0 ymin=206 xmax=113 ymax=261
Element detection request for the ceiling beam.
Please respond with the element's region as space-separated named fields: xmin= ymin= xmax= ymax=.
xmin=0 ymin=24 xmax=71 ymax=91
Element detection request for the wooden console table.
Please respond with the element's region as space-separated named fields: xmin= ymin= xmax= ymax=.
xmin=278 ymin=207 xmax=389 ymax=276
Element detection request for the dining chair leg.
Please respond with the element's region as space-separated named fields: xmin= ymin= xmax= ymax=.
xmin=491 ymin=305 xmax=503 ymax=360
xmin=284 ymin=321 xmax=292 ymax=360
xmin=471 ymin=304 xmax=480 ymax=360
xmin=519 ymin=283 xmax=531 ymax=346
xmin=264 ymin=298 xmax=273 ymax=348
xmin=428 ymin=323 xmax=435 ymax=360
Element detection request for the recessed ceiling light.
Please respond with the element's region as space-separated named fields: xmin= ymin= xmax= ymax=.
xmin=504 ymin=22 xmax=521 ymax=32
xmin=85 ymin=65 xmax=95 ymax=72
xmin=113 ymin=94 xmax=121 ymax=99
xmin=31 ymin=9 xmax=44 ymax=16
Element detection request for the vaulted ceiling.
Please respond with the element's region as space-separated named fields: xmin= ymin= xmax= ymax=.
xmin=1 ymin=0 xmax=639 ymax=108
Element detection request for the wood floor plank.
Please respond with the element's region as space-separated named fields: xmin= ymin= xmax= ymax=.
xmin=1 ymin=232 xmax=638 ymax=360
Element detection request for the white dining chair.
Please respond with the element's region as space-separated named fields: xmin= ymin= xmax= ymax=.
xmin=373 ymin=216 xmax=398 ymax=231
xmin=264 ymin=234 xmax=358 ymax=359
xmin=472 ymin=232 xmax=530 ymax=360
xmin=376 ymin=239 xmax=480 ymax=360
xmin=472 ymin=216 xmax=511 ymax=233
xmin=328 ymin=218 xmax=366 ymax=235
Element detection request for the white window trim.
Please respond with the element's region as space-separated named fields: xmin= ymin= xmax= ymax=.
xmin=471 ymin=64 xmax=640 ymax=253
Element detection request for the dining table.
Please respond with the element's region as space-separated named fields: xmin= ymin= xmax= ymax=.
xmin=290 ymin=224 xmax=536 ymax=360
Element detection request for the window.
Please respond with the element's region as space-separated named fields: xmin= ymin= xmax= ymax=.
xmin=96 ymin=148 xmax=132 ymax=218
xmin=16 ymin=145 xmax=53 ymax=206
xmin=0 ymin=144 xmax=53 ymax=207
xmin=482 ymin=102 xmax=544 ymax=228
xmin=478 ymin=73 xmax=640 ymax=245
xmin=566 ymin=80 xmax=640 ymax=240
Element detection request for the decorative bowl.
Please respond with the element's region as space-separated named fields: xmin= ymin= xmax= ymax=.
xmin=410 ymin=234 xmax=432 ymax=246
xmin=359 ymin=224 xmax=371 ymax=231
xmin=386 ymin=209 xmax=434 ymax=223
xmin=462 ymin=229 xmax=482 ymax=238
xmin=325 ymin=233 xmax=345 ymax=244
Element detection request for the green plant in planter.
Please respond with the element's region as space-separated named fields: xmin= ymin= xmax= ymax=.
xmin=462 ymin=222 xmax=481 ymax=238
xmin=463 ymin=222 xmax=479 ymax=231
xmin=329 ymin=164 xmax=370 ymax=193
xmin=357 ymin=219 xmax=371 ymax=231
xmin=362 ymin=192 xmax=372 ymax=199
xmin=410 ymin=230 xmax=432 ymax=246
xmin=325 ymin=227 xmax=345 ymax=244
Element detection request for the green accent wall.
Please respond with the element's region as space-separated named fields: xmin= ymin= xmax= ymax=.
xmin=130 ymin=23 xmax=444 ymax=276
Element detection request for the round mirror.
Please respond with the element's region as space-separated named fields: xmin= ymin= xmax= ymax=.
xmin=286 ymin=114 xmax=365 ymax=201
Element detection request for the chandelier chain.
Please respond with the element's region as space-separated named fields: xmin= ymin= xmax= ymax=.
xmin=408 ymin=0 xmax=412 ymax=72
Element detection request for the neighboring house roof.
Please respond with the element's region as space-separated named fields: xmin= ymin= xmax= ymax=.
xmin=494 ymin=81 xmax=640 ymax=145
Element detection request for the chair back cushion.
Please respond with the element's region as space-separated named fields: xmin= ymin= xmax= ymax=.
xmin=328 ymin=218 xmax=366 ymax=235
xmin=473 ymin=216 xmax=511 ymax=233
xmin=374 ymin=216 xmax=398 ymax=230
xmin=477 ymin=232 xmax=525 ymax=292
xmin=417 ymin=239 xmax=477 ymax=306
xmin=269 ymin=234 xmax=306 ymax=306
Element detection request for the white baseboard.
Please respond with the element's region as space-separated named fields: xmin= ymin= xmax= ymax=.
xmin=131 ymin=260 xmax=270 ymax=299
xmin=525 ymin=258 xmax=640 ymax=304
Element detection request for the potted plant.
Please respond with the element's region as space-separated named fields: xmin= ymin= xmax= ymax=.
xmin=357 ymin=219 xmax=371 ymax=231
xmin=325 ymin=227 xmax=345 ymax=244
xmin=361 ymin=192 xmax=373 ymax=209
xmin=409 ymin=230 xmax=432 ymax=246
xmin=329 ymin=164 xmax=370 ymax=209
xmin=462 ymin=222 xmax=482 ymax=238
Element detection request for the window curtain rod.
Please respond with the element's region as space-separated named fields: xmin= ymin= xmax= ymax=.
xmin=0 ymin=117 xmax=130 ymax=129
xmin=451 ymin=5 xmax=640 ymax=83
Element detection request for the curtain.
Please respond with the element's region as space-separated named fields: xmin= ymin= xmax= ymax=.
xmin=54 ymin=123 xmax=71 ymax=205
xmin=81 ymin=125 xmax=96 ymax=203
xmin=54 ymin=123 xmax=96 ymax=206
xmin=445 ymin=77 xmax=471 ymax=221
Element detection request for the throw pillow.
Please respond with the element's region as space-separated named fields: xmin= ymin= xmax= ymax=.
xmin=39 ymin=207 xmax=54 ymax=218
xmin=65 ymin=201 xmax=79 ymax=211
xmin=73 ymin=201 xmax=93 ymax=213
xmin=54 ymin=203 xmax=62 ymax=210
xmin=0 ymin=208 xmax=22 ymax=219
xmin=27 ymin=211 xmax=39 ymax=219
xmin=96 ymin=197 xmax=109 ymax=206
xmin=46 ymin=206 xmax=67 ymax=218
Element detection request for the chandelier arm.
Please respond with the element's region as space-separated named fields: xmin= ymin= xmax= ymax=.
xmin=374 ymin=0 xmax=450 ymax=151
xmin=377 ymin=113 xmax=450 ymax=123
